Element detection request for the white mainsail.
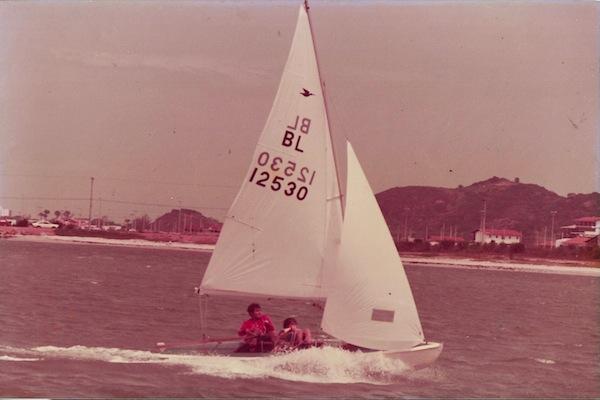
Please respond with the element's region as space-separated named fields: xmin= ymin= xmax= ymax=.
xmin=321 ymin=142 xmax=425 ymax=351
xmin=200 ymin=5 xmax=342 ymax=299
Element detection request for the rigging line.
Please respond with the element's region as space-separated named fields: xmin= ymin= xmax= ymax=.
xmin=0 ymin=174 xmax=238 ymax=189
xmin=199 ymin=294 xmax=209 ymax=339
xmin=0 ymin=173 xmax=89 ymax=179
xmin=304 ymin=1 xmax=345 ymax=218
xmin=0 ymin=196 xmax=228 ymax=211
xmin=93 ymin=177 xmax=238 ymax=189
xmin=0 ymin=196 xmax=89 ymax=201
xmin=99 ymin=198 xmax=228 ymax=211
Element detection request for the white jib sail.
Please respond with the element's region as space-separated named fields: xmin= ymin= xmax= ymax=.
xmin=321 ymin=142 xmax=425 ymax=350
xmin=200 ymin=5 xmax=342 ymax=299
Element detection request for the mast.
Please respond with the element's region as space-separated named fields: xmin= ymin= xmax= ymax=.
xmin=304 ymin=0 xmax=345 ymax=217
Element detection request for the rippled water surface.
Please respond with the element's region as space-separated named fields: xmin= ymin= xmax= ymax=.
xmin=1 ymin=240 xmax=598 ymax=398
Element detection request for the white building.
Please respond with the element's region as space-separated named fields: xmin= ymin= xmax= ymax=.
xmin=102 ymin=224 xmax=123 ymax=231
xmin=426 ymin=235 xmax=466 ymax=246
xmin=557 ymin=216 xmax=600 ymax=248
xmin=473 ymin=228 xmax=522 ymax=244
xmin=555 ymin=235 xmax=598 ymax=248
xmin=0 ymin=205 xmax=11 ymax=217
xmin=573 ymin=216 xmax=600 ymax=237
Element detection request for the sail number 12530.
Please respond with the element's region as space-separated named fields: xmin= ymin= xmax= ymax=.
xmin=248 ymin=151 xmax=316 ymax=201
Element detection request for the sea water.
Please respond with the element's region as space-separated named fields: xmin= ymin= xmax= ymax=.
xmin=1 ymin=240 xmax=598 ymax=398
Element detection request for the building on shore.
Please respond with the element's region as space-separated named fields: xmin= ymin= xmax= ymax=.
xmin=427 ymin=235 xmax=466 ymax=246
xmin=572 ymin=217 xmax=600 ymax=236
xmin=69 ymin=218 xmax=92 ymax=229
xmin=556 ymin=216 xmax=600 ymax=248
xmin=555 ymin=235 xmax=599 ymax=248
xmin=473 ymin=228 xmax=522 ymax=244
xmin=0 ymin=205 xmax=11 ymax=217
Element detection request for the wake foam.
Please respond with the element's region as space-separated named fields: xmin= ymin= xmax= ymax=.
xmin=533 ymin=358 xmax=556 ymax=365
xmin=0 ymin=345 xmax=44 ymax=362
xmin=29 ymin=345 xmax=411 ymax=384
xmin=0 ymin=355 xmax=42 ymax=362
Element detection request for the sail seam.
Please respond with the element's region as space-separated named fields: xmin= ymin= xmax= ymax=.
xmin=225 ymin=215 xmax=262 ymax=231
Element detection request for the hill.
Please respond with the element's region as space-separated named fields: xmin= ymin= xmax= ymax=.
xmin=376 ymin=177 xmax=599 ymax=245
xmin=153 ymin=209 xmax=222 ymax=233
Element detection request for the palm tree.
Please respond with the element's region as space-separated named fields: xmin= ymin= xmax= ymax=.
xmin=54 ymin=210 xmax=61 ymax=220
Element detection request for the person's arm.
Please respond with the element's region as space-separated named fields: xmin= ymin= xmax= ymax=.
xmin=264 ymin=316 xmax=275 ymax=333
xmin=238 ymin=321 xmax=248 ymax=337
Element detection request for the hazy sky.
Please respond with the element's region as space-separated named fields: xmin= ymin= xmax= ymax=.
xmin=0 ymin=0 xmax=598 ymax=222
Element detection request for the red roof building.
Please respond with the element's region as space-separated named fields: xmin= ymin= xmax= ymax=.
xmin=557 ymin=235 xmax=598 ymax=248
xmin=574 ymin=216 xmax=600 ymax=223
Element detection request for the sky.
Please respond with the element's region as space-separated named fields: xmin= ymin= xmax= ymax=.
xmin=0 ymin=0 xmax=598 ymax=222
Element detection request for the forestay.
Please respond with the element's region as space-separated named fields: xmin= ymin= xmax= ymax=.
xmin=321 ymin=142 xmax=424 ymax=351
xmin=200 ymin=5 xmax=342 ymax=299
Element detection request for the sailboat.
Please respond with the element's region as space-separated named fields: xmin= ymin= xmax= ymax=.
xmin=173 ymin=2 xmax=442 ymax=369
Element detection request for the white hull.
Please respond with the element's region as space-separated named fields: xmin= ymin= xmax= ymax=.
xmin=165 ymin=339 xmax=442 ymax=369
xmin=382 ymin=342 xmax=443 ymax=370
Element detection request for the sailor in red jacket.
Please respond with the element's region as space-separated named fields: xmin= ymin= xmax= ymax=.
xmin=237 ymin=303 xmax=277 ymax=352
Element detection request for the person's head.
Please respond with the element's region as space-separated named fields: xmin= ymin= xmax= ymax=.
xmin=247 ymin=303 xmax=262 ymax=319
xmin=283 ymin=317 xmax=297 ymax=329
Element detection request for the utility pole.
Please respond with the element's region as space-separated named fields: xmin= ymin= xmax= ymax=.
xmin=543 ymin=226 xmax=548 ymax=248
xmin=481 ymin=199 xmax=487 ymax=244
xmin=550 ymin=211 xmax=557 ymax=248
xmin=178 ymin=203 xmax=182 ymax=234
xmin=88 ymin=177 xmax=94 ymax=229
xmin=98 ymin=197 xmax=102 ymax=228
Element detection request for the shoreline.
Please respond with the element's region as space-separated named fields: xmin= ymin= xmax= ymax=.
xmin=401 ymin=256 xmax=600 ymax=277
xmin=6 ymin=233 xmax=215 ymax=252
xmin=5 ymin=233 xmax=599 ymax=277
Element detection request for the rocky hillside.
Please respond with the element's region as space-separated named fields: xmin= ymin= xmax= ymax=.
xmin=376 ymin=177 xmax=599 ymax=245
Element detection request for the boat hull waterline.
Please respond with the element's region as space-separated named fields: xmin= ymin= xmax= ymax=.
xmin=158 ymin=340 xmax=443 ymax=370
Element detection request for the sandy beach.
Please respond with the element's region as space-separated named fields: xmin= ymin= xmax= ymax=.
xmin=401 ymin=256 xmax=600 ymax=277
xmin=6 ymin=233 xmax=215 ymax=252
xmin=5 ymin=233 xmax=599 ymax=277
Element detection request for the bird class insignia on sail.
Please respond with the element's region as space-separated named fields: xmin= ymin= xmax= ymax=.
xmin=300 ymin=88 xmax=315 ymax=97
